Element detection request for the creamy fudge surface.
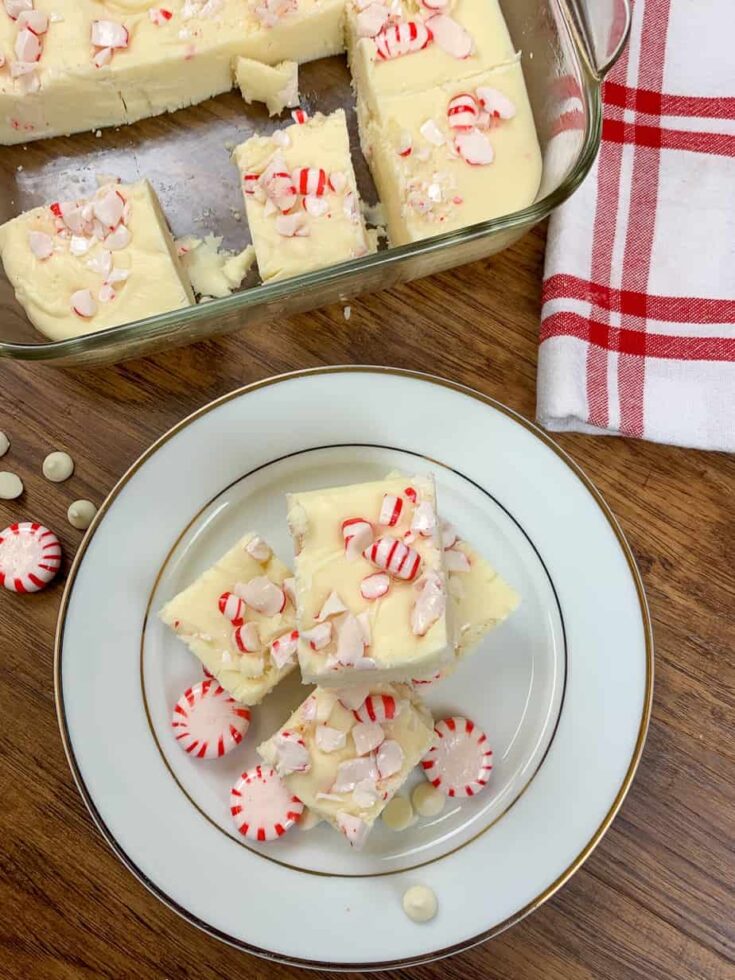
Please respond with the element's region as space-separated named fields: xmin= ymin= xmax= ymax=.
xmin=287 ymin=475 xmax=453 ymax=685
xmin=159 ymin=532 xmax=297 ymax=706
xmin=234 ymin=109 xmax=375 ymax=282
xmin=449 ymin=539 xmax=520 ymax=656
xmin=0 ymin=0 xmax=345 ymax=144
xmin=348 ymin=0 xmax=516 ymax=112
xmin=358 ymin=61 xmax=542 ymax=245
xmin=0 ymin=180 xmax=194 ymax=341
xmin=258 ymin=683 xmax=434 ymax=844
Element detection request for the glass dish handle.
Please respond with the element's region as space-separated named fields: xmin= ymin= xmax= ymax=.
xmin=569 ymin=0 xmax=632 ymax=79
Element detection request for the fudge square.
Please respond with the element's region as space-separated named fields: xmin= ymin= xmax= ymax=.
xmin=348 ymin=0 xmax=516 ymax=113
xmin=286 ymin=475 xmax=454 ymax=685
xmin=159 ymin=532 xmax=299 ymax=706
xmin=357 ymin=61 xmax=542 ymax=246
xmin=0 ymin=180 xmax=194 ymax=341
xmin=258 ymin=683 xmax=434 ymax=847
xmin=233 ymin=109 xmax=375 ymax=283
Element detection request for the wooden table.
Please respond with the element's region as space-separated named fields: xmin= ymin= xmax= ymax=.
xmin=1 ymin=225 xmax=733 ymax=980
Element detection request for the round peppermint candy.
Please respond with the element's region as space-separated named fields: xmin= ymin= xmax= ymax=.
xmin=171 ymin=679 xmax=250 ymax=760
xmin=421 ymin=716 xmax=493 ymax=797
xmin=0 ymin=521 xmax=62 ymax=593
xmin=230 ymin=764 xmax=304 ymax=842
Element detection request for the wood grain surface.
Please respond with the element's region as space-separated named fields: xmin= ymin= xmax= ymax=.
xmin=0 ymin=225 xmax=733 ymax=980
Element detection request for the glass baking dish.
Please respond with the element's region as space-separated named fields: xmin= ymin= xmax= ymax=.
xmin=0 ymin=0 xmax=629 ymax=366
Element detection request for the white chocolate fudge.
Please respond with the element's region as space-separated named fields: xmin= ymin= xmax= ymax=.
xmin=175 ymin=234 xmax=256 ymax=298
xmin=235 ymin=56 xmax=299 ymax=115
xmin=447 ymin=537 xmax=519 ymax=657
xmin=348 ymin=0 xmax=516 ymax=113
xmin=0 ymin=0 xmax=345 ymax=145
xmin=159 ymin=532 xmax=298 ymax=706
xmin=234 ymin=109 xmax=375 ymax=282
xmin=358 ymin=62 xmax=542 ymax=245
xmin=258 ymin=683 xmax=434 ymax=847
xmin=0 ymin=180 xmax=194 ymax=341
xmin=287 ymin=475 xmax=454 ymax=685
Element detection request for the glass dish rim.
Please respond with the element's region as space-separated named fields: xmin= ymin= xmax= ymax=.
xmin=0 ymin=16 xmax=606 ymax=363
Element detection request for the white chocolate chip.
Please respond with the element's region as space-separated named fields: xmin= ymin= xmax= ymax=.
xmin=0 ymin=472 xmax=23 ymax=500
xmin=402 ymin=885 xmax=438 ymax=923
xmin=411 ymin=781 xmax=446 ymax=817
xmin=0 ymin=432 xmax=9 ymax=458
xmin=67 ymin=499 xmax=97 ymax=530
xmin=381 ymin=795 xmax=414 ymax=831
xmin=42 ymin=451 xmax=74 ymax=483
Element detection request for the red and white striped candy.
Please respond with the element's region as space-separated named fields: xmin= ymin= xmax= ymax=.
xmin=18 ymin=10 xmax=49 ymax=35
xmin=243 ymin=173 xmax=260 ymax=196
xmin=411 ymin=570 xmax=446 ymax=636
xmin=234 ymin=622 xmax=261 ymax=653
xmin=421 ymin=716 xmax=493 ymax=797
xmin=444 ymin=547 xmax=471 ymax=572
xmin=363 ymin=536 xmax=422 ymax=582
xmin=270 ymin=629 xmax=299 ymax=669
xmin=0 ymin=522 xmax=61 ymax=593
xmin=291 ymin=107 xmax=309 ymax=124
xmin=420 ymin=0 xmax=448 ymax=9
xmin=353 ymin=693 xmax=398 ymax=724
xmin=292 ymin=167 xmax=327 ymax=197
xmin=447 ymin=93 xmax=478 ymax=130
xmin=235 ymin=576 xmax=286 ymax=616
xmin=149 ymin=7 xmax=174 ymax=25
xmin=316 ymin=590 xmax=347 ymax=621
xmin=263 ymin=171 xmax=298 ymax=214
xmin=14 ymin=27 xmax=41 ymax=62
xmin=410 ymin=500 xmax=437 ymax=537
xmin=301 ymin=621 xmax=332 ymax=650
xmin=91 ymin=20 xmax=129 ymax=49
xmin=230 ymin=764 xmax=304 ymax=841
xmin=218 ymin=591 xmax=245 ymax=625
xmin=4 ymin=1 xmax=33 ymax=20
xmin=425 ymin=13 xmax=472 ymax=59
xmin=404 ymin=486 xmax=418 ymax=503
xmin=336 ymin=810 xmax=370 ymax=849
xmin=71 ymin=288 xmax=97 ymax=318
xmin=475 ymin=86 xmax=516 ymax=120
xmin=375 ymin=20 xmax=431 ymax=60
xmin=342 ymin=517 xmax=373 ymax=561
xmin=378 ymin=493 xmax=403 ymax=526
xmin=360 ymin=572 xmax=390 ymax=600
xmin=171 ymin=679 xmax=251 ymax=760
xmin=272 ymin=729 xmax=311 ymax=775
xmin=455 ymin=128 xmax=494 ymax=166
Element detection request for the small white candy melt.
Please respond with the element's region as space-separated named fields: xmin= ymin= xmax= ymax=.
xmin=402 ymin=885 xmax=438 ymax=923
xmin=0 ymin=472 xmax=23 ymax=500
xmin=42 ymin=451 xmax=74 ymax=483
xmin=67 ymin=499 xmax=97 ymax=530
xmin=0 ymin=432 xmax=9 ymax=458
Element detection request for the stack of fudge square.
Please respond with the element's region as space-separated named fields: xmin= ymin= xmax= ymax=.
xmin=161 ymin=473 xmax=519 ymax=849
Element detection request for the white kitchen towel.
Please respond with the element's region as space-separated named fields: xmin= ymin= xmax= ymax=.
xmin=537 ymin=0 xmax=735 ymax=452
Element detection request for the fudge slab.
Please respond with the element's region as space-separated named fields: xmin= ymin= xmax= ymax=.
xmin=159 ymin=532 xmax=297 ymax=706
xmin=0 ymin=180 xmax=194 ymax=341
xmin=258 ymin=683 xmax=434 ymax=846
xmin=287 ymin=475 xmax=454 ymax=685
xmin=234 ymin=109 xmax=375 ymax=282
xmin=358 ymin=61 xmax=542 ymax=245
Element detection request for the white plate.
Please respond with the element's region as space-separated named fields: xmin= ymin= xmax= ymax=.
xmin=55 ymin=367 xmax=652 ymax=970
